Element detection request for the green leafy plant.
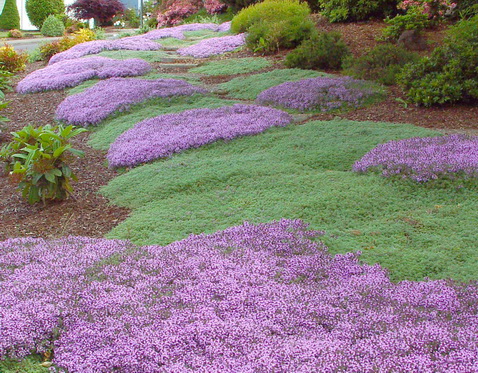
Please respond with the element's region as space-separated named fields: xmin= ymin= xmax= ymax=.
xmin=381 ymin=8 xmax=430 ymax=40
xmin=343 ymin=43 xmax=419 ymax=85
xmin=0 ymin=124 xmax=87 ymax=204
xmin=0 ymin=44 xmax=28 ymax=73
xmin=285 ymin=31 xmax=350 ymax=70
xmin=398 ymin=15 xmax=478 ymax=105
xmin=317 ymin=0 xmax=398 ymax=22
xmin=0 ymin=0 xmax=20 ymax=30
xmin=231 ymin=0 xmax=315 ymax=53
xmin=25 ymin=0 xmax=65 ymax=29
xmin=6 ymin=29 xmax=23 ymax=38
xmin=40 ymin=14 xmax=66 ymax=37
xmin=0 ymin=68 xmax=13 ymax=95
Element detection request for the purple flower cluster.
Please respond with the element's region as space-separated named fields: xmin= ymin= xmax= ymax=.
xmin=1 ymin=220 xmax=477 ymax=372
xmin=256 ymin=76 xmax=377 ymax=112
xmin=353 ymin=134 xmax=478 ymax=182
xmin=55 ymin=78 xmax=207 ymax=126
xmin=107 ymin=104 xmax=292 ymax=168
xmin=177 ymin=33 xmax=246 ymax=58
xmin=142 ymin=22 xmax=230 ymax=41
xmin=16 ymin=56 xmax=151 ymax=94
xmin=49 ymin=37 xmax=163 ymax=65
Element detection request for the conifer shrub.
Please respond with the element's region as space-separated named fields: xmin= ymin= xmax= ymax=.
xmin=399 ymin=15 xmax=478 ymax=105
xmin=231 ymin=0 xmax=315 ymax=53
xmin=0 ymin=0 xmax=20 ymax=30
xmin=285 ymin=31 xmax=350 ymax=70
xmin=344 ymin=44 xmax=419 ymax=85
xmin=40 ymin=15 xmax=65 ymax=37
xmin=25 ymin=0 xmax=65 ymax=29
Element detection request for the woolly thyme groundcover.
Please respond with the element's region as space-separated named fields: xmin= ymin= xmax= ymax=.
xmin=56 ymin=78 xmax=207 ymax=126
xmin=177 ymin=33 xmax=246 ymax=58
xmin=48 ymin=37 xmax=163 ymax=65
xmin=107 ymin=104 xmax=293 ymax=168
xmin=353 ymin=134 xmax=478 ymax=182
xmin=16 ymin=57 xmax=151 ymax=94
xmin=0 ymin=220 xmax=477 ymax=372
xmin=256 ymin=76 xmax=381 ymax=112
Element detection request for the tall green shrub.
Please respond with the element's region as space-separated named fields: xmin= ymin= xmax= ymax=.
xmin=231 ymin=0 xmax=315 ymax=53
xmin=41 ymin=14 xmax=65 ymax=36
xmin=26 ymin=0 xmax=65 ymax=29
xmin=0 ymin=0 xmax=20 ymax=30
xmin=317 ymin=0 xmax=398 ymax=22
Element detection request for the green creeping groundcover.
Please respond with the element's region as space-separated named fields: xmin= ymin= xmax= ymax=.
xmin=218 ymin=68 xmax=332 ymax=100
xmin=101 ymin=119 xmax=478 ymax=282
xmin=88 ymin=95 xmax=240 ymax=150
xmin=96 ymin=50 xmax=173 ymax=62
xmin=189 ymin=57 xmax=273 ymax=76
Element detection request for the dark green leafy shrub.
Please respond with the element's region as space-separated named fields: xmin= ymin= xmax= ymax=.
xmin=0 ymin=125 xmax=87 ymax=204
xmin=344 ymin=44 xmax=419 ymax=85
xmin=231 ymin=0 xmax=315 ymax=53
xmin=41 ymin=14 xmax=66 ymax=37
xmin=381 ymin=8 xmax=430 ymax=40
xmin=398 ymin=15 xmax=478 ymax=105
xmin=0 ymin=0 xmax=20 ymax=30
xmin=26 ymin=0 xmax=65 ymax=29
xmin=285 ymin=31 xmax=350 ymax=70
xmin=317 ymin=0 xmax=398 ymax=22
xmin=219 ymin=0 xmax=260 ymax=11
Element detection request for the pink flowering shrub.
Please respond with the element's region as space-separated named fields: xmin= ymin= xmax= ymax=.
xmin=353 ymin=134 xmax=478 ymax=182
xmin=56 ymin=78 xmax=207 ymax=127
xmin=398 ymin=0 xmax=457 ymax=19
xmin=16 ymin=56 xmax=151 ymax=94
xmin=1 ymin=220 xmax=477 ymax=372
xmin=177 ymin=33 xmax=245 ymax=58
xmin=48 ymin=37 xmax=162 ymax=65
xmin=107 ymin=104 xmax=292 ymax=168
xmin=156 ymin=0 xmax=227 ymax=27
xmin=256 ymin=76 xmax=380 ymax=112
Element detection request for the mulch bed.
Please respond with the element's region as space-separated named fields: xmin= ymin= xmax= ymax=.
xmin=1 ymin=22 xmax=477 ymax=241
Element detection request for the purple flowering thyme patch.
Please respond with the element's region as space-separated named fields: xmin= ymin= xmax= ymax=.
xmin=1 ymin=220 xmax=477 ymax=372
xmin=177 ymin=33 xmax=246 ymax=58
xmin=353 ymin=134 xmax=478 ymax=182
xmin=141 ymin=22 xmax=230 ymax=41
xmin=49 ymin=37 xmax=163 ymax=65
xmin=256 ymin=76 xmax=380 ymax=112
xmin=55 ymin=78 xmax=207 ymax=126
xmin=16 ymin=56 xmax=151 ymax=94
xmin=107 ymin=104 xmax=292 ymax=168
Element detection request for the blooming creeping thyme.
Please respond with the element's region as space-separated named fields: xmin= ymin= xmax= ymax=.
xmin=177 ymin=33 xmax=246 ymax=58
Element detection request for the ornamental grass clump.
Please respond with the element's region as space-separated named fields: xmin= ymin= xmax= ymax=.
xmin=48 ymin=37 xmax=163 ymax=65
xmin=0 ymin=124 xmax=86 ymax=204
xmin=177 ymin=33 xmax=246 ymax=58
xmin=353 ymin=134 xmax=478 ymax=182
xmin=56 ymin=78 xmax=208 ymax=127
xmin=16 ymin=56 xmax=151 ymax=94
xmin=256 ymin=76 xmax=381 ymax=112
xmin=0 ymin=220 xmax=477 ymax=372
xmin=107 ymin=104 xmax=292 ymax=168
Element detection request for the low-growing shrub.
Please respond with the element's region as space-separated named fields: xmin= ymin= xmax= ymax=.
xmin=0 ymin=44 xmax=28 ymax=73
xmin=25 ymin=0 xmax=65 ymax=29
xmin=0 ymin=124 xmax=86 ymax=204
xmin=6 ymin=29 xmax=23 ymax=38
xmin=285 ymin=31 xmax=350 ymax=70
xmin=381 ymin=8 xmax=430 ymax=40
xmin=317 ymin=0 xmax=398 ymax=22
xmin=39 ymin=28 xmax=98 ymax=61
xmin=398 ymin=15 xmax=478 ymax=105
xmin=344 ymin=44 xmax=419 ymax=85
xmin=40 ymin=14 xmax=66 ymax=37
xmin=231 ymin=0 xmax=315 ymax=52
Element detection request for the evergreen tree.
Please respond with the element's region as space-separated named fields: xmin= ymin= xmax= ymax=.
xmin=0 ymin=0 xmax=21 ymax=30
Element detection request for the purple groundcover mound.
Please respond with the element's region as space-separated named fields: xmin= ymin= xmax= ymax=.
xmin=142 ymin=22 xmax=231 ymax=40
xmin=107 ymin=104 xmax=292 ymax=168
xmin=56 ymin=78 xmax=207 ymax=127
xmin=49 ymin=37 xmax=163 ymax=65
xmin=16 ymin=56 xmax=151 ymax=94
xmin=256 ymin=76 xmax=378 ymax=112
xmin=177 ymin=33 xmax=246 ymax=58
xmin=1 ymin=220 xmax=477 ymax=372
xmin=353 ymin=134 xmax=478 ymax=182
